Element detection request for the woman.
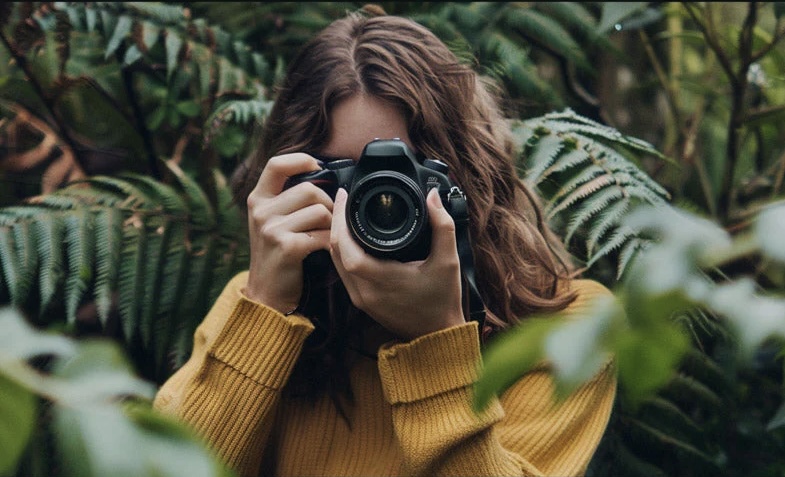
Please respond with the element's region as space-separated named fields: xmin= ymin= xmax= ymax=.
xmin=154 ymin=7 xmax=617 ymax=477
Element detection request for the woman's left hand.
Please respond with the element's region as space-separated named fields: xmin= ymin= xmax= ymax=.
xmin=330 ymin=187 xmax=466 ymax=340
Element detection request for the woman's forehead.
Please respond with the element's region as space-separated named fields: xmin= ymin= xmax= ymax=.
xmin=320 ymin=94 xmax=412 ymax=161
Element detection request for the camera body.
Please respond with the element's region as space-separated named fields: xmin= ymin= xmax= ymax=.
xmin=284 ymin=138 xmax=463 ymax=262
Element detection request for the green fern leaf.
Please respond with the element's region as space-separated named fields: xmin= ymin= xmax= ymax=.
xmin=94 ymin=207 xmax=123 ymax=325
xmin=539 ymin=109 xmax=666 ymax=158
xmin=616 ymin=237 xmax=647 ymax=280
xmin=86 ymin=7 xmax=98 ymax=32
xmin=117 ymin=213 xmax=146 ymax=343
xmin=64 ymin=208 xmax=94 ymax=325
xmin=538 ymin=145 xmax=590 ymax=183
xmin=32 ymin=216 xmax=66 ymax=315
xmin=522 ymin=133 xmax=566 ymax=188
xmin=509 ymin=119 xmax=537 ymax=153
xmin=636 ymin=397 xmax=706 ymax=448
xmin=586 ymin=200 xmax=631 ymax=253
xmin=204 ymin=98 xmax=274 ymax=146
xmin=139 ymin=215 xmax=167 ymax=349
xmin=164 ymin=28 xmax=183 ymax=80
xmin=547 ymin=168 xmax=613 ymax=219
xmin=123 ymin=2 xmax=187 ymax=23
xmin=623 ymin=417 xmax=719 ymax=471
xmin=164 ymin=161 xmax=216 ymax=229
xmin=502 ymin=8 xmax=591 ymax=72
xmin=513 ymin=109 xmax=671 ymax=276
xmin=661 ymin=373 xmax=723 ymax=412
xmin=11 ymin=221 xmax=39 ymax=304
xmin=119 ymin=174 xmax=189 ymax=217
xmin=0 ymin=228 xmax=20 ymax=304
xmin=105 ymin=14 xmax=132 ymax=60
xmin=678 ymin=346 xmax=733 ymax=395
xmin=587 ymin=226 xmax=638 ymax=268
xmin=534 ymin=2 xmax=612 ymax=49
xmin=170 ymin=234 xmax=217 ymax=368
xmin=607 ymin=434 xmax=670 ymax=477
xmin=564 ymin=187 xmax=626 ymax=244
xmin=86 ymin=176 xmax=157 ymax=210
xmin=152 ymin=221 xmax=189 ymax=370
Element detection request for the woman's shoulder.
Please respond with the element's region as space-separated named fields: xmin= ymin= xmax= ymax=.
xmin=560 ymin=278 xmax=616 ymax=317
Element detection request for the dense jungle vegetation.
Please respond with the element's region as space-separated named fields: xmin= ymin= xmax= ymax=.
xmin=2 ymin=3 xmax=785 ymax=476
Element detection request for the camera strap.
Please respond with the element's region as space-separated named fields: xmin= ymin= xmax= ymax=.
xmin=446 ymin=187 xmax=487 ymax=333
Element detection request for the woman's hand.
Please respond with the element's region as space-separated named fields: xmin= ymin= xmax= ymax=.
xmin=329 ymin=187 xmax=465 ymax=340
xmin=244 ymin=154 xmax=333 ymax=314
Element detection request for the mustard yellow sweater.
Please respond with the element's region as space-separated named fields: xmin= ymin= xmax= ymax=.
xmin=154 ymin=272 xmax=617 ymax=477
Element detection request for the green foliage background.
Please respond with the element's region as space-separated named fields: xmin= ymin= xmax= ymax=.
xmin=2 ymin=2 xmax=785 ymax=476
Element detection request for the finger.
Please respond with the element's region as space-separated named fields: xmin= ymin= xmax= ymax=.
xmin=424 ymin=188 xmax=459 ymax=263
xmin=272 ymin=202 xmax=333 ymax=235
xmin=274 ymin=182 xmax=334 ymax=216
xmin=330 ymin=188 xmax=374 ymax=275
xmin=280 ymin=229 xmax=332 ymax=259
xmin=252 ymin=153 xmax=322 ymax=198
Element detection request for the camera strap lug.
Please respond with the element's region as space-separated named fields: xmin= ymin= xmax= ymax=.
xmin=446 ymin=187 xmax=487 ymax=333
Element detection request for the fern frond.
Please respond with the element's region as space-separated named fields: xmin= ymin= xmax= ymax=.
xmin=514 ymin=109 xmax=671 ymax=277
xmin=502 ymin=7 xmax=591 ymax=72
xmin=37 ymin=2 xmax=271 ymax=97
xmin=606 ymin=434 xmax=670 ymax=477
xmin=533 ymin=2 xmax=613 ymax=50
xmin=564 ymin=187 xmax=626 ymax=244
xmin=661 ymin=373 xmax=723 ymax=412
xmin=622 ymin=417 xmax=720 ymax=472
xmin=138 ymin=215 xmax=167 ymax=349
xmin=152 ymin=221 xmax=189 ymax=369
xmin=545 ymin=164 xmax=607 ymax=215
xmin=0 ymin=228 xmax=20 ymax=303
xmin=204 ymin=98 xmax=275 ymax=146
xmin=64 ymin=208 xmax=93 ymax=325
xmin=587 ymin=226 xmax=638 ymax=268
xmin=33 ymin=216 xmax=66 ymax=314
xmin=678 ymin=346 xmax=733 ymax=395
xmin=12 ymin=221 xmax=38 ymax=304
xmin=539 ymin=146 xmax=590 ymax=183
xmin=522 ymin=133 xmax=566 ymax=188
xmin=0 ymin=165 xmax=248 ymax=381
xmin=165 ymin=161 xmax=216 ymax=229
xmin=117 ymin=212 xmax=146 ymax=343
xmin=538 ymin=109 xmax=667 ymax=158
xmin=94 ymin=207 xmax=123 ymax=325
xmin=585 ymin=200 xmax=630 ymax=253
xmin=636 ymin=397 xmax=706 ymax=448
xmin=169 ymin=233 xmax=217 ymax=369
xmin=616 ymin=238 xmax=648 ymax=280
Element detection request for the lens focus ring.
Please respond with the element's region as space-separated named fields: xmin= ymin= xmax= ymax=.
xmin=347 ymin=172 xmax=425 ymax=255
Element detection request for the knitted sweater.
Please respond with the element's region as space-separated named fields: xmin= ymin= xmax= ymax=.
xmin=153 ymin=271 xmax=617 ymax=477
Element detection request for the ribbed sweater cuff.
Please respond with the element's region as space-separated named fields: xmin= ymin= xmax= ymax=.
xmin=378 ymin=322 xmax=481 ymax=404
xmin=209 ymin=294 xmax=314 ymax=389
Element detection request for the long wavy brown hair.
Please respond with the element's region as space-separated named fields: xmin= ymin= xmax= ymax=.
xmin=231 ymin=8 xmax=577 ymax=402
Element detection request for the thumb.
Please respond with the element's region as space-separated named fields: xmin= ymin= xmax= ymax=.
xmin=426 ymin=188 xmax=458 ymax=260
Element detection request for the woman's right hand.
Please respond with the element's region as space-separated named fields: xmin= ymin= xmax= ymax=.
xmin=244 ymin=153 xmax=333 ymax=314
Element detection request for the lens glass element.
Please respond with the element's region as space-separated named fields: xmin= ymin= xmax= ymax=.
xmin=365 ymin=191 xmax=408 ymax=233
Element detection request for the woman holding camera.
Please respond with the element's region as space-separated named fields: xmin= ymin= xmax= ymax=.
xmin=154 ymin=7 xmax=617 ymax=477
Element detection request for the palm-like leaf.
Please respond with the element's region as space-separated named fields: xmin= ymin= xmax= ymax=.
xmin=0 ymin=162 xmax=248 ymax=381
xmin=513 ymin=108 xmax=672 ymax=278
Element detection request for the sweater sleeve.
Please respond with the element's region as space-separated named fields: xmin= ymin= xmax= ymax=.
xmin=376 ymin=279 xmax=617 ymax=477
xmin=153 ymin=271 xmax=314 ymax=477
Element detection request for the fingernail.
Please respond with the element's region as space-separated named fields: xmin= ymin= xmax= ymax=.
xmin=429 ymin=188 xmax=443 ymax=209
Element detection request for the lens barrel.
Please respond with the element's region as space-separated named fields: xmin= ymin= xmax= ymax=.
xmin=347 ymin=171 xmax=427 ymax=260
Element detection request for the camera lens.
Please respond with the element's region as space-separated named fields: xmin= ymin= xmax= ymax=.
xmin=347 ymin=172 xmax=426 ymax=259
xmin=365 ymin=190 xmax=408 ymax=233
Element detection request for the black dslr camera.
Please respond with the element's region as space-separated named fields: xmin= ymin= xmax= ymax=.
xmin=284 ymin=138 xmax=465 ymax=262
